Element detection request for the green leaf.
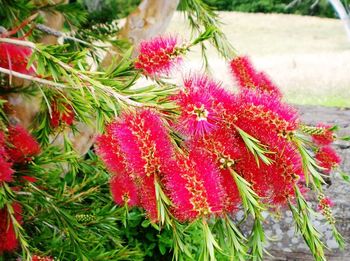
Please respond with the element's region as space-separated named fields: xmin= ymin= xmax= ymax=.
xmin=235 ymin=126 xmax=274 ymax=167
xmin=248 ymin=218 xmax=265 ymax=261
xmin=289 ymin=186 xmax=326 ymax=261
xmin=229 ymin=168 xmax=265 ymax=218
xmin=338 ymin=171 xmax=350 ymax=183
xmin=340 ymin=135 xmax=350 ymax=141
xmin=293 ymin=135 xmax=325 ymax=190
xmin=141 ymin=219 xmax=151 ymax=228
xmin=190 ymin=26 xmax=217 ymax=47
xmin=220 ymin=215 xmax=248 ymax=260
xmin=200 ymin=219 xmax=222 ymax=261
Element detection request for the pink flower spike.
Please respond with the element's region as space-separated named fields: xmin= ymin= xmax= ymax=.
xmin=230 ymin=56 xmax=282 ymax=98
xmin=318 ymin=197 xmax=334 ymax=211
xmin=115 ymin=109 xmax=173 ymax=179
xmin=190 ymin=149 xmax=225 ymax=214
xmin=171 ymin=74 xmax=233 ymax=137
xmin=96 ymin=124 xmax=128 ymax=175
xmin=315 ymin=146 xmax=341 ymax=174
xmin=100 ymin=109 xmax=173 ymax=221
xmin=135 ymin=35 xmax=183 ymax=77
xmin=255 ymin=71 xmax=282 ymax=98
xmin=230 ymin=56 xmax=257 ymax=89
xmin=0 ymin=41 xmax=35 ymax=75
xmin=0 ymin=203 xmax=22 ymax=252
xmin=7 ymin=125 xmax=41 ymax=163
xmin=236 ymin=89 xmax=299 ymax=133
xmin=0 ymin=157 xmax=13 ymax=182
xmin=174 ymin=91 xmax=217 ymax=137
xmin=0 ymin=132 xmax=13 ymax=182
xmin=162 ymin=159 xmax=198 ymax=222
xmin=110 ymin=174 xmax=139 ymax=207
xmin=96 ymin=123 xmax=140 ymax=208
xmin=163 ymin=149 xmax=225 ymax=221
xmin=312 ymin=123 xmax=335 ymax=146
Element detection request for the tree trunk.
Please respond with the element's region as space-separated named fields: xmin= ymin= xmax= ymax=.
xmin=101 ymin=0 xmax=179 ymax=67
xmin=328 ymin=0 xmax=350 ymax=41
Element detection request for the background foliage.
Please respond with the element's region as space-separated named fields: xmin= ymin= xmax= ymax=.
xmin=78 ymin=0 xmax=349 ymax=23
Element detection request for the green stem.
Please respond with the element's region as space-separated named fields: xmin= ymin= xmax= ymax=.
xmin=200 ymin=218 xmax=221 ymax=261
xmin=293 ymin=135 xmax=325 ymax=190
xmin=235 ymin=125 xmax=273 ymax=167
xmin=289 ymin=186 xmax=326 ymax=261
xmin=228 ymin=168 xmax=264 ymax=218
xmin=222 ymin=214 xmax=248 ymax=261
xmin=228 ymin=168 xmax=266 ymax=260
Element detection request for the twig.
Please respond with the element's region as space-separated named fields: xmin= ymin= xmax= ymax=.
xmin=285 ymin=0 xmax=301 ymax=9
xmin=311 ymin=0 xmax=320 ymax=9
xmin=1 ymin=13 xmax=38 ymax=37
xmin=35 ymin=24 xmax=91 ymax=46
xmin=0 ymin=66 xmax=65 ymax=88
xmin=0 ymin=37 xmax=36 ymax=48
xmin=0 ymin=37 xmax=142 ymax=107
xmin=0 ymin=26 xmax=7 ymax=34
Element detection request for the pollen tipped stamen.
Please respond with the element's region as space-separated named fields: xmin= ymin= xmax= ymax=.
xmin=219 ymin=156 xmax=235 ymax=169
xmin=192 ymin=104 xmax=209 ymax=122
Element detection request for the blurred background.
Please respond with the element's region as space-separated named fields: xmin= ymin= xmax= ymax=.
xmin=79 ymin=0 xmax=350 ymax=107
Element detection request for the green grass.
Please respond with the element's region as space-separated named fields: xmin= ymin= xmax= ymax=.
xmin=288 ymin=96 xmax=350 ymax=107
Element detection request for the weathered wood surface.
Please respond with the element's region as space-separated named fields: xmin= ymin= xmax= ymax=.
xmin=265 ymin=105 xmax=350 ymax=261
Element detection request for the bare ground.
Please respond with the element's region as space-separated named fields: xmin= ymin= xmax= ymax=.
xmin=167 ymin=12 xmax=350 ymax=107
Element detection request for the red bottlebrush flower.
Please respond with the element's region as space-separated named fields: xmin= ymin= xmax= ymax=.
xmin=96 ymin=126 xmax=128 ymax=175
xmin=0 ymin=132 xmax=14 ymax=182
xmin=0 ymin=203 xmax=22 ymax=252
xmin=96 ymin=125 xmax=139 ymax=207
xmin=171 ymin=74 xmax=237 ymax=137
xmin=235 ymin=90 xmax=299 ymax=136
xmin=230 ymin=56 xmax=282 ymax=98
xmin=218 ymin=169 xmax=241 ymax=212
xmin=264 ymin=140 xmax=304 ymax=205
xmin=134 ymin=36 xmax=183 ymax=77
xmin=318 ymin=197 xmax=334 ymax=211
xmin=50 ymin=101 xmax=75 ymax=128
xmin=171 ymin=75 xmax=219 ymax=136
xmin=188 ymin=127 xmax=243 ymax=212
xmin=312 ymin=123 xmax=335 ymax=146
xmin=110 ymin=173 xmax=139 ymax=207
xmin=7 ymin=125 xmax=41 ymax=163
xmin=316 ymin=146 xmax=341 ymax=174
xmin=0 ymin=157 xmax=14 ymax=182
xmin=230 ymin=56 xmax=256 ymax=88
xmin=32 ymin=255 xmax=54 ymax=261
xmin=115 ymin=109 xmax=173 ymax=179
xmin=21 ymin=175 xmax=38 ymax=183
xmin=0 ymin=42 xmax=35 ymax=74
xmin=162 ymin=159 xmax=197 ymax=221
xmin=98 ymin=109 xmax=173 ymax=221
xmin=187 ymin=149 xmax=224 ymax=214
xmin=163 ymin=149 xmax=224 ymax=221
xmin=115 ymin=109 xmax=173 ymax=220
xmin=191 ymin=100 xmax=302 ymax=206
